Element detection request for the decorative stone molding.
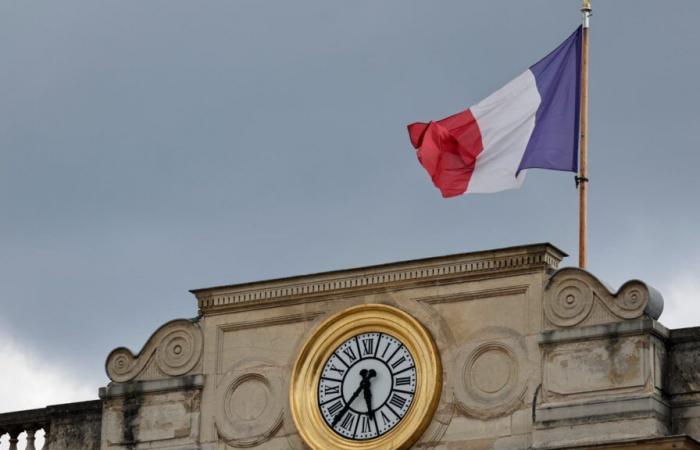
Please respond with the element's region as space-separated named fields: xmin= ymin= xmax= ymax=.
xmin=214 ymin=358 xmax=283 ymax=448
xmin=105 ymin=319 xmax=203 ymax=383
xmin=414 ymin=284 xmax=529 ymax=305
xmin=544 ymin=268 xmax=664 ymax=329
xmin=453 ymin=327 xmax=528 ymax=419
xmin=192 ymin=243 xmax=565 ymax=315
xmin=214 ymin=311 xmax=325 ymax=374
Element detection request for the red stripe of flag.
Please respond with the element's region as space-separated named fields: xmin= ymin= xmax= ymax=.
xmin=407 ymin=109 xmax=484 ymax=198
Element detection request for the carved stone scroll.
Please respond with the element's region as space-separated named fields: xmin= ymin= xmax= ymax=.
xmin=545 ymin=268 xmax=664 ymax=329
xmin=105 ymin=319 xmax=203 ymax=382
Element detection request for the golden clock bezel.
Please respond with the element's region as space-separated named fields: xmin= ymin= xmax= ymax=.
xmin=290 ymin=304 xmax=442 ymax=450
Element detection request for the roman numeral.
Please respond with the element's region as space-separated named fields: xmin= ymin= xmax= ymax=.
xmin=389 ymin=393 xmax=408 ymax=409
xmin=327 ymin=400 xmax=344 ymax=416
xmin=395 ymin=376 xmax=411 ymax=386
xmin=342 ymin=347 xmax=357 ymax=363
xmin=324 ymin=385 xmax=340 ymax=395
xmin=380 ymin=409 xmax=391 ymax=425
xmin=386 ymin=342 xmax=403 ymax=363
xmin=393 ymin=365 xmax=415 ymax=376
xmin=391 ymin=356 xmax=406 ymax=370
xmin=380 ymin=342 xmax=390 ymax=359
xmin=361 ymin=339 xmax=374 ymax=355
xmin=329 ymin=365 xmax=345 ymax=376
xmin=374 ymin=334 xmax=383 ymax=357
xmin=360 ymin=415 xmax=370 ymax=433
xmin=339 ymin=412 xmax=355 ymax=431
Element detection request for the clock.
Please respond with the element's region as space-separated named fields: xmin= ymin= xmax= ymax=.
xmin=290 ymin=304 xmax=442 ymax=450
xmin=317 ymin=331 xmax=418 ymax=440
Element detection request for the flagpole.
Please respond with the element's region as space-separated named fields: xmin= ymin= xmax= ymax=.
xmin=578 ymin=0 xmax=591 ymax=268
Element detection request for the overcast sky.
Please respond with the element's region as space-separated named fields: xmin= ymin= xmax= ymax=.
xmin=1 ymin=0 xmax=699 ymax=420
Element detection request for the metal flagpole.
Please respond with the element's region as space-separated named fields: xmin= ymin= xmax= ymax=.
xmin=578 ymin=0 xmax=591 ymax=268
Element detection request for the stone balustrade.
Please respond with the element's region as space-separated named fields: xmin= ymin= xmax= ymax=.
xmin=0 ymin=401 xmax=101 ymax=450
xmin=0 ymin=406 xmax=48 ymax=450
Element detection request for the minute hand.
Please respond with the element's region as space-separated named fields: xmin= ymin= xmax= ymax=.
xmin=363 ymin=384 xmax=374 ymax=421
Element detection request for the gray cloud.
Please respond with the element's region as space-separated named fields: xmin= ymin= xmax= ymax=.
xmin=1 ymin=0 xmax=699 ymax=411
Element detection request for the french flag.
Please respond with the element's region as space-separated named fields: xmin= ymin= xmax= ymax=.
xmin=408 ymin=27 xmax=582 ymax=197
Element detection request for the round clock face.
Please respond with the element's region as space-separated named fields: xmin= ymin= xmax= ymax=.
xmin=290 ymin=304 xmax=441 ymax=450
xmin=317 ymin=332 xmax=417 ymax=440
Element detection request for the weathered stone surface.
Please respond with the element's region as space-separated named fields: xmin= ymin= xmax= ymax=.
xmin=0 ymin=400 xmax=102 ymax=450
xmin=667 ymin=327 xmax=700 ymax=442
xmin=539 ymin=319 xmax=667 ymax=403
xmin=100 ymin=376 xmax=202 ymax=449
xmin=47 ymin=401 xmax=102 ymax=450
xmin=667 ymin=328 xmax=700 ymax=396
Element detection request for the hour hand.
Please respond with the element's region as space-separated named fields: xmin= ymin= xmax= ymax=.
xmin=363 ymin=384 xmax=374 ymax=421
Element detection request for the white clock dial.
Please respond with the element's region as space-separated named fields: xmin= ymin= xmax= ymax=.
xmin=317 ymin=332 xmax=418 ymax=441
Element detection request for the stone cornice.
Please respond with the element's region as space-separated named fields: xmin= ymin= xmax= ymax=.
xmin=538 ymin=318 xmax=670 ymax=345
xmin=99 ymin=375 xmax=204 ymax=399
xmin=191 ymin=243 xmax=566 ymax=315
xmin=543 ymin=435 xmax=700 ymax=449
xmin=669 ymin=326 xmax=700 ymax=345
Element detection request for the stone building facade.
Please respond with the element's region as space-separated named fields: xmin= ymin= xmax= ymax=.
xmin=2 ymin=243 xmax=700 ymax=449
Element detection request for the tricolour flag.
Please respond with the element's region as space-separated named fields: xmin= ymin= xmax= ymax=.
xmin=407 ymin=27 xmax=583 ymax=197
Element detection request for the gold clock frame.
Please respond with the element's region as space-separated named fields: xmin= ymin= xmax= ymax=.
xmin=290 ymin=304 xmax=442 ymax=450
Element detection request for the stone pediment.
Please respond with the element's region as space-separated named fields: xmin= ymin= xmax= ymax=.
xmin=191 ymin=242 xmax=566 ymax=315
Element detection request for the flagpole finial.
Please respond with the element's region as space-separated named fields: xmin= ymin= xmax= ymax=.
xmin=581 ymin=0 xmax=592 ymax=28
